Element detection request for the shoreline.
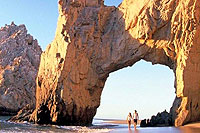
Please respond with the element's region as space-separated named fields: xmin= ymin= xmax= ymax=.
xmin=100 ymin=119 xmax=200 ymax=133
xmin=1 ymin=117 xmax=200 ymax=132
xmin=103 ymin=119 xmax=141 ymax=125
xmin=101 ymin=119 xmax=200 ymax=128
xmin=182 ymin=122 xmax=200 ymax=128
xmin=2 ymin=116 xmax=200 ymax=128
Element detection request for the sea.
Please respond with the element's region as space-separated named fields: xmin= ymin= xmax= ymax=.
xmin=0 ymin=116 xmax=200 ymax=133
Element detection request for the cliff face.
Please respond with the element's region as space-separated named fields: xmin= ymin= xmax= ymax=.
xmin=0 ymin=23 xmax=42 ymax=115
xmin=31 ymin=0 xmax=200 ymax=126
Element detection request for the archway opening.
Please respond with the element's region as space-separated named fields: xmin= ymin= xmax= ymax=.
xmin=94 ymin=60 xmax=175 ymax=121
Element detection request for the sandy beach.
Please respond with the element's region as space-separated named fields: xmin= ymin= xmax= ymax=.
xmin=104 ymin=119 xmax=200 ymax=128
xmin=103 ymin=119 xmax=141 ymax=125
xmin=101 ymin=119 xmax=200 ymax=133
xmin=182 ymin=122 xmax=200 ymax=128
xmin=1 ymin=117 xmax=200 ymax=132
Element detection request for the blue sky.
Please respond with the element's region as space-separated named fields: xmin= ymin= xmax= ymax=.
xmin=0 ymin=0 xmax=58 ymax=50
xmin=0 ymin=0 xmax=175 ymax=120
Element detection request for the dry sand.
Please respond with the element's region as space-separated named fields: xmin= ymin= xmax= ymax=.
xmin=182 ymin=121 xmax=200 ymax=128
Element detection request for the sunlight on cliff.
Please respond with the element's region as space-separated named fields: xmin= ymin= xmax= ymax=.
xmin=95 ymin=60 xmax=175 ymax=120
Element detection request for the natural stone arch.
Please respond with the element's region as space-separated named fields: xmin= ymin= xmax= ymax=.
xmin=29 ymin=0 xmax=200 ymax=126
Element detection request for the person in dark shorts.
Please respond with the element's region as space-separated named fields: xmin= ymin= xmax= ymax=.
xmin=133 ymin=110 xmax=139 ymax=130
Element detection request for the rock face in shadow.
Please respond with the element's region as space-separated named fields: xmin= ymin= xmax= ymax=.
xmin=0 ymin=23 xmax=42 ymax=115
xmin=140 ymin=110 xmax=173 ymax=127
xmin=24 ymin=0 xmax=200 ymax=126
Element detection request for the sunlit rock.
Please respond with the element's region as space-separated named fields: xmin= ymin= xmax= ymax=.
xmin=14 ymin=0 xmax=200 ymax=126
xmin=0 ymin=22 xmax=42 ymax=115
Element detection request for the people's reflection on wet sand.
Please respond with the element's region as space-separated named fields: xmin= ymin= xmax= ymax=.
xmin=128 ymin=128 xmax=140 ymax=133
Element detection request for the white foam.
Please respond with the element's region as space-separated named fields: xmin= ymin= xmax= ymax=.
xmin=59 ymin=126 xmax=113 ymax=132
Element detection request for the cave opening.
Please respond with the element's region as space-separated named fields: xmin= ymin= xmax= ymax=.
xmin=94 ymin=60 xmax=176 ymax=121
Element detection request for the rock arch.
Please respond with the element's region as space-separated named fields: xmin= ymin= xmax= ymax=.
xmin=31 ymin=0 xmax=200 ymax=126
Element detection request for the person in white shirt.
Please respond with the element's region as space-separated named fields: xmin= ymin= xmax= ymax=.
xmin=133 ymin=110 xmax=139 ymax=130
xmin=127 ymin=112 xmax=132 ymax=129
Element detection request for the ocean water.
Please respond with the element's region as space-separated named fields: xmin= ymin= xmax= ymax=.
xmin=0 ymin=116 xmax=200 ymax=133
xmin=0 ymin=117 xmax=113 ymax=133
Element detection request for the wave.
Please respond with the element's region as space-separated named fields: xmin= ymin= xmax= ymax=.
xmin=0 ymin=119 xmax=114 ymax=133
xmin=58 ymin=126 xmax=113 ymax=132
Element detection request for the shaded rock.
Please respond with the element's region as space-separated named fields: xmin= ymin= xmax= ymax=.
xmin=140 ymin=119 xmax=147 ymax=127
xmin=0 ymin=22 xmax=42 ymax=115
xmin=16 ymin=0 xmax=200 ymax=126
xmin=32 ymin=104 xmax=51 ymax=124
xmin=140 ymin=110 xmax=173 ymax=127
xmin=149 ymin=110 xmax=173 ymax=127
xmin=0 ymin=107 xmax=17 ymax=116
xmin=9 ymin=104 xmax=34 ymax=122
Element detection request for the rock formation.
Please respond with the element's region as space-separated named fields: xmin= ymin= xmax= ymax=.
xmin=0 ymin=23 xmax=42 ymax=115
xmin=16 ymin=0 xmax=199 ymax=126
xmin=140 ymin=110 xmax=173 ymax=127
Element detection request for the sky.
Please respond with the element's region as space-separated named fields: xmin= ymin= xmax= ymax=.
xmin=0 ymin=0 xmax=58 ymax=50
xmin=0 ymin=0 xmax=176 ymax=120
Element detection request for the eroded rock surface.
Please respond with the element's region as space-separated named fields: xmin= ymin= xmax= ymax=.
xmin=140 ymin=110 xmax=173 ymax=127
xmin=0 ymin=23 xmax=42 ymax=115
xmin=21 ymin=0 xmax=200 ymax=126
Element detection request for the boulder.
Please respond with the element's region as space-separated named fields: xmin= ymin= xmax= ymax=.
xmin=140 ymin=110 xmax=173 ymax=127
xmin=140 ymin=119 xmax=147 ymax=127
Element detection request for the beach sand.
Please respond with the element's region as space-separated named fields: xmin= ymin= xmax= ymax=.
xmin=182 ymin=122 xmax=200 ymax=128
xmin=101 ymin=119 xmax=200 ymax=133
xmin=103 ymin=119 xmax=141 ymax=124
xmin=1 ymin=117 xmax=200 ymax=133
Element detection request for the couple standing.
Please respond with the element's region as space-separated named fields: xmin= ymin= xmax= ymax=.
xmin=127 ymin=110 xmax=139 ymax=129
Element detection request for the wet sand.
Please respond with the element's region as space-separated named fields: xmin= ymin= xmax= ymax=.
xmin=1 ymin=117 xmax=200 ymax=133
xmin=102 ymin=119 xmax=200 ymax=133
xmin=103 ymin=119 xmax=141 ymax=125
